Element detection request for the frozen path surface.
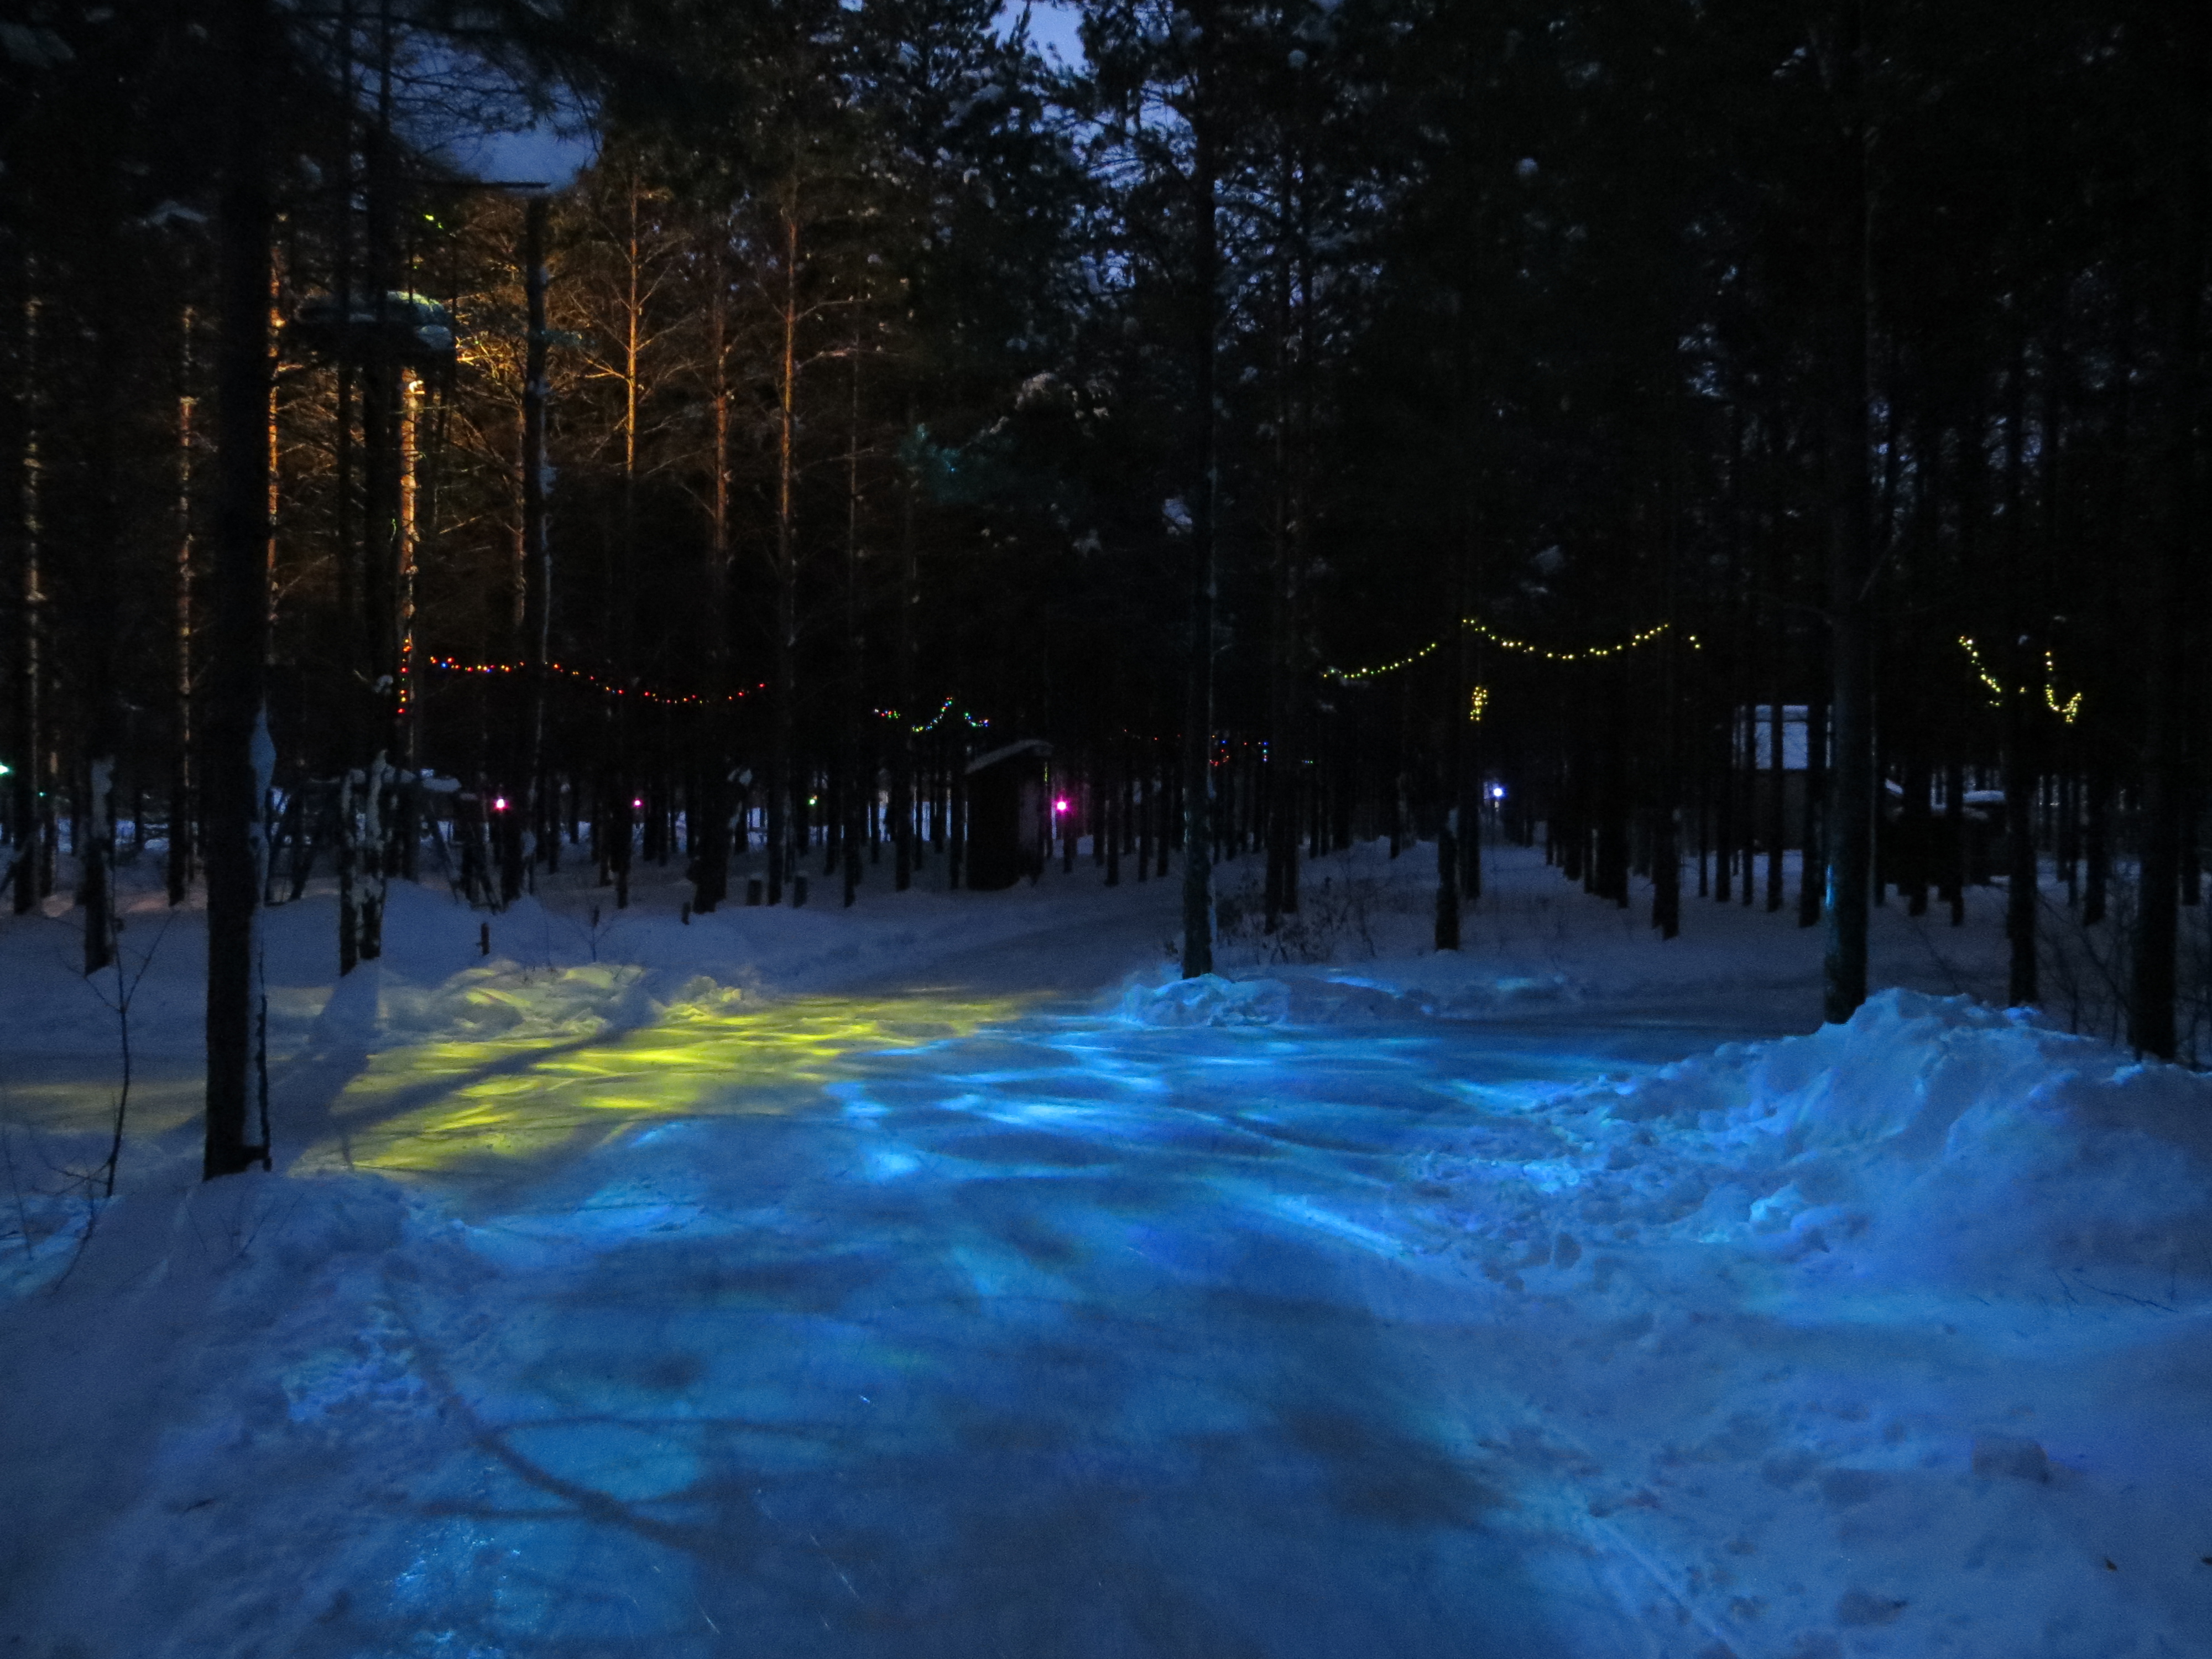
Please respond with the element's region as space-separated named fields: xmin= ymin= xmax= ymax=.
xmin=349 ymin=1014 xmax=1757 ymax=1658
xmin=8 ymin=849 xmax=2210 ymax=1657
xmin=8 ymin=1002 xmax=1764 ymax=1659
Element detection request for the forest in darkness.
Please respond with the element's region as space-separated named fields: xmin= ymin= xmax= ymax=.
xmin=1 ymin=0 xmax=2207 ymax=1174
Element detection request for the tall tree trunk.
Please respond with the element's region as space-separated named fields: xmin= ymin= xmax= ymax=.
xmin=520 ymin=195 xmax=554 ymax=885
xmin=1180 ymin=92 xmax=1221 ymax=979
xmin=892 ymin=397 xmax=916 ymax=895
xmin=1800 ymin=686 xmax=1828 ymax=929
xmin=769 ymin=193 xmax=801 ymax=906
xmin=2128 ymin=14 xmax=2206 ymax=1057
xmin=1433 ymin=576 xmax=1464 ymax=951
xmin=356 ymin=1 xmax=403 ymax=961
xmin=2083 ymin=761 xmax=2109 ymax=926
xmin=612 ymin=176 xmax=649 ymax=912
xmin=170 ymin=306 xmax=197 ymax=906
xmin=1264 ymin=140 xmax=1310 ymax=932
xmin=692 ymin=215 xmax=729 ymax=913
xmin=841 ymin=336 xmax=864 ymax=908
xmin=205 ymin=0 xmax=274 ymax=1180
xmin=1766 ymin=635 xmax=1786 ymax=912
xmin=79 ymin=324 xmax=121 ymax=969
xmin=12 ymin=278 xmax=45 ymax=917
xmin=1821 ymin=2 xmax=1875 ymax=1021
xmin=1653 ymin=455 xmax=1683 ymax=940
xmin=2003 ymin=327 xmax=2039 ymax=1007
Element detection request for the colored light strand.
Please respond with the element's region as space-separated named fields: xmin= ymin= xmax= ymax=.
xmin=1958 ymin=638 xmax=2083 ymax=724
xmin=426 ymin=656 xmax=764 ymax=707
xmin=874 ymin=696 xmax=992 ymax=734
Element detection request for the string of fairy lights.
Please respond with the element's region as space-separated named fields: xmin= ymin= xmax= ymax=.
xmin=1325 ymin=616 xmax=1692 ymax=687
xmin=425 ymin=661 xmax=1004 ymax=733
xmin=424 ymin=657 xmax=766 ymax=707
xmin=422 ymin=634 xmax=2084 ymax=742
xmin=874 ymin=696 xmax=992 ymax=735
xmin=1958 ymin=638 xmax=2084 ymax=724
xmin=1328 ymin=623 xmax=2088 ymax=728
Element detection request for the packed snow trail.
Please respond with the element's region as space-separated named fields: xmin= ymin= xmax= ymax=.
xmin=330 ymin=1013 xmax=1734 ymax=1659
xmin=6 ymin=851 xmax=2209 ymax=1656
xmin=6 ymin=1000 xmax=1756 ymax=1658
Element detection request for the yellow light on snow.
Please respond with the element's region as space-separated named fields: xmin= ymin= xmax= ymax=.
xmin=293 ymin=989 xmax=1032 ymax=1178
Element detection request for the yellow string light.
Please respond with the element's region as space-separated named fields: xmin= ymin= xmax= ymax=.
xmin=1957 ymin=638 xmax=2083 ymax=724
xmin=1463 ymin=617 xmax=1678 ymax=662
xmin=1468 ymin=685 xmax=1490 ymax=722
xmin=2047 ymin=661 xmax=2083 ymax=724
xmin=427 ymin=656 xmax=765 ymax=708
xmin=1326 ymin=617 xmax=1688 ymax=684
xmin=1326 ymin=640 xmax=1442 ymax=684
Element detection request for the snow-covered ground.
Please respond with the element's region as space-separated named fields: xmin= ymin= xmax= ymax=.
xmin=2 ymin=839 xmax=2206 ymax=1656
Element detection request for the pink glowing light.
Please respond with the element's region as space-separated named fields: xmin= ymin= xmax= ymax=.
xmin=632 ymin=798 xmax=644 ymax=810
xmin=492 ymin=796 xmax=509 ymax=812
xmin=1053 ymin=797 xmax=1070 ymax=814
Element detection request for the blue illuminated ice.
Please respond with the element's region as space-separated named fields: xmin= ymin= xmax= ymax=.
xmin=2 ymin=843 xmax=2207 ymax=1656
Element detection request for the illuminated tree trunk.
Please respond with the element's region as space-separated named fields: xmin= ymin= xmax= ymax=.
xmin=170 ymin=307 xmax=197 ymax=906
xmin=768 ymin=194 xmax=801 ymax=906
xmin=351 ymin=3 xmax=406 ymax=963
xmin=520 ymin=195 xmax=554 ymax=882
xmin=691 ymin=217 xmax=731 ymax=913
xmin=611 ymin=176 xmax=649 ymax=910
xmin=12 ymin=280 xmax=46 ymax=916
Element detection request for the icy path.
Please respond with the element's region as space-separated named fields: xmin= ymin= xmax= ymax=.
xmin=379 ymin=1014 xmax=1715 ymax=1658
xmin=12 ymin=1000 xmax=1759 ymax=1658
xmin=330 ymin=1011 xmax=1756 ymax=1659
xmin=9 ymin=855 xmax=2207 ymax=1656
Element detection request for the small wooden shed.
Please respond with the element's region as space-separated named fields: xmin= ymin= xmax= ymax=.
xmin=963 ymin=739 xmax=1051 ymax=891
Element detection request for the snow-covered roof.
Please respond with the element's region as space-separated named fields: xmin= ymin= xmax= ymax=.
xmin=964 ymin=738 xmax=1051 ymax=776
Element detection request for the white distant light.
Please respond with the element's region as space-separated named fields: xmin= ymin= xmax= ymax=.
xmin=1490 ymin=785 xmax=1506 ymax=800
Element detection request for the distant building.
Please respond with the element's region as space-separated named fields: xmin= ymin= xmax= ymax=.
xmin=1733 ymin=706 xmax=1827 ymax=850
xmin=963 ymin=739 xmax=1052 ymax=890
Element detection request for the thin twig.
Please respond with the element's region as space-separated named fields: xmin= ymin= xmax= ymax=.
xmin=2 ymin=1124 xmax=36 ymax=1254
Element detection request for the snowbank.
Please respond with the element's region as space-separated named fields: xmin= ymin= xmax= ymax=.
xmin=1115 ymin=967 xmax=1577 ymax=1027
xmin=1421 ymin=988 xmax=2212 ymax=1308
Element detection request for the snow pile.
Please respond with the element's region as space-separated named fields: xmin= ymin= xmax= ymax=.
xmin=1426 ymin=989 xmax=2212 ymax=1306
xmin=309 ymin=954 xmax=750 ymax=1050
xmin=1115 ymin=967 xmax=1577 ymax=1027
xmin=1121 ymin=972 xmax=1297 ymax=1026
